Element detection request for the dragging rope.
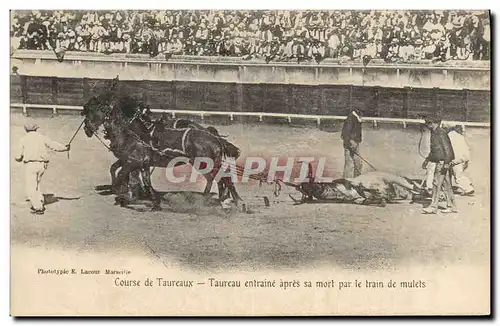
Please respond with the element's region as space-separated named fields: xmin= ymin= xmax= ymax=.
xmin=66 ymin=119 xmax=85 ymax=159
xmin=352 ymin=151 xmax=377 ymax=171
xmin=93 ymin=131 xmax=112 ymax=151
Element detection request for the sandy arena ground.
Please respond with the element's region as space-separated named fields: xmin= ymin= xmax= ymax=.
xmin=10 ymin=112 xmax=490 ymax=273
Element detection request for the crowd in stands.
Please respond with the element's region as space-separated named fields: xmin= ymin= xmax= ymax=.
xmin=11 ymin=10 xmax=490 ymax=64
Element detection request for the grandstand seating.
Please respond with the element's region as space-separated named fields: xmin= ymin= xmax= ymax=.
xmin=11 ymin=10 xmax=490 ymax=64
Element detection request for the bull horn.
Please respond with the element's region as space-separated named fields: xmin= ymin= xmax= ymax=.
xmin=277 ymin=179 xmax=301 ymax=191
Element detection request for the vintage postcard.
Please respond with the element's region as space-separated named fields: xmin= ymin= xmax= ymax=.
xmin=10 ymin=9 xmax=491 ymax=316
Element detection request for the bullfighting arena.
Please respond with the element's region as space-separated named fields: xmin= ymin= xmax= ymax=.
xmin=10 ymin=112 xmax=491 ymax=315
xmin=10 ymin=112 xmax=490 ymax=270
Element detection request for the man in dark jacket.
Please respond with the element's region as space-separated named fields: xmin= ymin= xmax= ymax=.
xmin=421 ymin=116 xmax=458 ymax=214
xmin=341 ymin=108 xmax=362 ymax=178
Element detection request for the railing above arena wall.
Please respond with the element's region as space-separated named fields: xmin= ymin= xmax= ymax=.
xmin=11 ymin=50 xmax=491 ymax=69
xmin=11 ymin=50 xmax=491 ymax=91
xmin=10 ymin=103 xmax=490 ymax=130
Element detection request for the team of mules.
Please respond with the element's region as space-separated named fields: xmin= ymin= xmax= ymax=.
xmin=82 ymin=90 xmax=242 ymax=211
xmin=81 ymin=79 xmax=425 ymax=211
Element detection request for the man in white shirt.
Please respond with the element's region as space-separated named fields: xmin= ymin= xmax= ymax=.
xmin=15 ymin=124 xmax=70 ymax=214
xmin=447 ymin=125 xmax=474 ymax=195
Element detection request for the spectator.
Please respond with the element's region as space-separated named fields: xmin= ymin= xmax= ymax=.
xmin=481 ymin=19 xmax=490 ymax=59
xmin=10 ymin=9 xmax=490 ymax=63
xmin=326 ymin=27 xmax=341 ymax=58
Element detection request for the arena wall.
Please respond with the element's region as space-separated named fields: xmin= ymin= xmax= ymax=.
xmin=12 ymin=50 xmax=490 ymax=90
xmin=10 ymin=51 xmax=491 ymax=123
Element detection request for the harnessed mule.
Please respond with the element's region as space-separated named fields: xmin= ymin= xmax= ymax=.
xmin=149 ymin=117 xmax=243 ymax=205
xmin=82 ymin=95 xmax=243 ymax=208
xmin=153 ymin=112 xmax=228 ymax=138
xmin=108 ymin=110 xmax=229 ymax=192
xmin=81 ymin=98 xmax=162 ymax=209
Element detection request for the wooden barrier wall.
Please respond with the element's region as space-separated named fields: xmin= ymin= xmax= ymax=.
xmin=10 ymin=75 xmax=491 ymax=122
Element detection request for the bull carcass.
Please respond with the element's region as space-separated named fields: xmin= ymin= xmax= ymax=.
xmin=279 ymin=168 xmax=422 ymax=207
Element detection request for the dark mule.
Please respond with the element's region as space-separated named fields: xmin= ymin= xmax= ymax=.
xmin=152 ymin=112 xmax=228 ymax=138
xmin=111 ymin=109 xmax=238 ymax=201
xmin=83 ymin=96 xmax=163 ymax=210
xmin=82 ymin=95 xmax=243 ymax=208
xmin=150 ymin=117 xmax=243 ymax=204
xmin=109 ymin=111 xmax=227 ymax=190
xmin=82 ymin=95 xmax=148 ymax=193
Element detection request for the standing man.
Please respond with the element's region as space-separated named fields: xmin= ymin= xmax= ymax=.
xmin=341 ymin=108 xmax=363 ymax=178
xmin=421 ymin=116 xmax=457 ymax=214
xmin=15 ymin=124 xmax=70 ymax=215
xmin=423 ymin=124 xmax=474 ymax=196
xmin=447 ymin=125 xmax=475 ymax=196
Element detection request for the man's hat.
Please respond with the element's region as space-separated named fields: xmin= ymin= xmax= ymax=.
xmin=424 ymin=115 xmax=442 ymax=124
xmin=24 ymin=123 xmax=39 ymax=132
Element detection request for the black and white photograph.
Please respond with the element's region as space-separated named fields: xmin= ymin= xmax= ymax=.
xmin=9 ymin=8 xmax=491 ymax=316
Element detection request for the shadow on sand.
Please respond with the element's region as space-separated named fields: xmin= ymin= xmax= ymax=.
xmin=94 ymin=185 xmax=231 ymax=215
xmin=43 ymin=193 xmax=81 ymax=206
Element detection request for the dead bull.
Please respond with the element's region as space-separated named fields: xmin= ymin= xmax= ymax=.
xmin=280 ymin=164 xmax=421 ymax=207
